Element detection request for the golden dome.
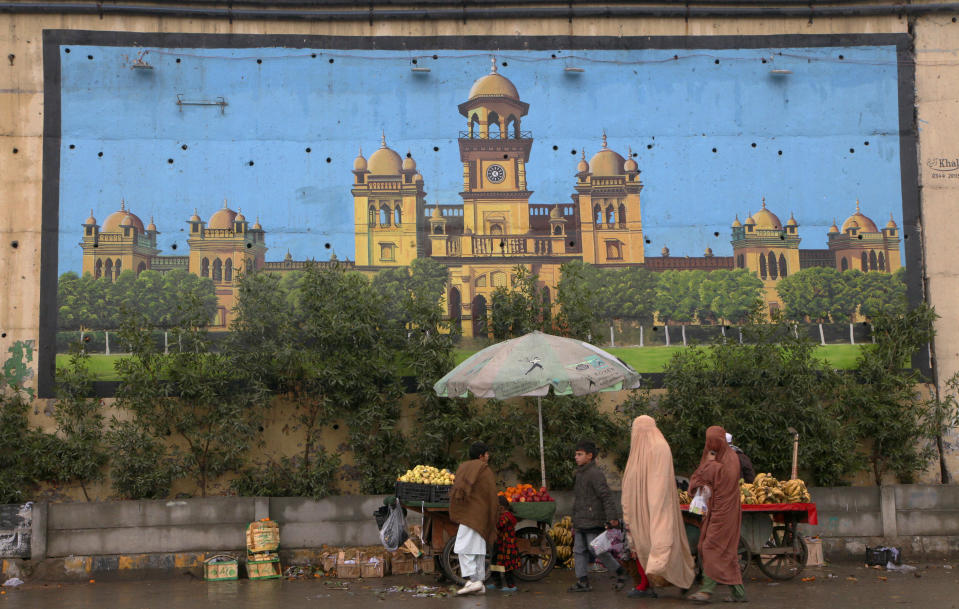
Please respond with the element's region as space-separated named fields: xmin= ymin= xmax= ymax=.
xmin=549 ymin=206 xmax=563 ymax=219
xmin=368 ymin=133 xmax=403 ymax=175
xmin=577 ymin=150 xmax=589 ymax=173
xmin=589 ymin=134 xmax=626 ymax=176
xmin=841 ymin=201 xmax=879 ymax=233
xmin=413 ymin=173 xmax=423 ymax=182
xmin=705 ymin=247 xmax=714 ymax=257
xmin=147 ymin=216 xmax=157 ymax=232
xmin=731 ymin=214 xmax=742 ymax=228
xmin=189 ymin=208 xmax=201 ymax=223
xmin=402 ymin=151 xmax=416 ymax=171
xmin=744 ymin=213 xmax=756 ymax=226
xmin=253 ymin=216 xmax=262 ymax=230
xmin=353 ymin=147 xmax=367 ymax=171
xmin=102 ymin=200 xmax=145 ymax=232
xmin=829 ymin=219 xmax=839 ymax=233
xmin=752 ymin=198 xmax=783 ymax=230
xmin=209 ymin=201 xmax=238 ymax=229
xmin=431 ymin=206 xmax=443 ymax=219
xmin=235 ymin=209 xmax=246 ymax=222
xmin=886 ymin=213 xmax=897 ymax=229
xmin=624 ymin=146 xmax=638 ymax=172
xmin=84 ymin=209 xmax=97 ymax=225
xmin=786 ymin=212 xmax=798 ymax=227
xmin=467 ymin=57 xmax=520 ymax=101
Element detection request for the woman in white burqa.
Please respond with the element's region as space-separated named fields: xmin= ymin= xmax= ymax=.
xmin=621 ymin=415 xmax=696 ymax=598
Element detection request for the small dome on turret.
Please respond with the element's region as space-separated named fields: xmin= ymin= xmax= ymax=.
xmin=661 ymin=245 xmax=670 ymax=257
xmin=253 ymin=216 xmax=262 ymax=230
xmin=704 ymin=247 xmax=714 ymax=257
xmin=235 ymin=209 xmax=246 ymax=222
xmin=577 ymin=150 xmax=589 ymax=174
xmin=431 ymin=206 xmax=443 ymax=219
xmin=732 ymin=214 xmax=742 ymax=228
xmin=414 ymin=173 xmax=423 ymax=183
xmin=828 ymin=219 xmax=839 ymax=234
xmin=189 ymin=208 xmax=201 ymax=222
xmin=368 ymin=133 xmax=403 ymax=175
xmin=549 ymin=206 xmax=563 ymax=219
xmin=624 ymin=147 xmax=638 ymax=172
xmin=786 ymin=212 xmax=798 ymax=227
xmin=147 ymin=216 xmax=157 ymax=232
xmin=403 ymin=151 xmax=416 ymax=171
xmin=84 ymin=209 xmax=97 ymax=225
xmin=886 ymin=213 xmax=898 ymax=229
xmin=353 ymin=147 xmax=368 ymax=171
xmin=744 ymin=214 xmax=756 ymax=226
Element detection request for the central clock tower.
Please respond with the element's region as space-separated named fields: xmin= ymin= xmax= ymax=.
xmin=457 ymin=59 xmax=533 ymax=236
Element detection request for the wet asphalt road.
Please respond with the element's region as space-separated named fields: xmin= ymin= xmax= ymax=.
xmin=4 ymin=562 xmax=957 ymax=609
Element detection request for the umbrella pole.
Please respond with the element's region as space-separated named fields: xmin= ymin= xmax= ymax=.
xmin=538 ymin=396 xmax=547 ymax=489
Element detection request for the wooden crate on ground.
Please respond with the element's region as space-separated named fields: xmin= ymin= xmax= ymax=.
xmin=204 ymin=554 xmax=238 ymax=581
xmin=336 ymin=550 xmax=362 ymax=578
xmin=247 ymin=552 xmax=281 ymax=580
xmin=246 ymin=520 xmax=280 ymax=554
xmin=390 ymin=551 xmax=417 ymax=575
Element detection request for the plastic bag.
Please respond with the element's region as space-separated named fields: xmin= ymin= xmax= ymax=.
xmin=689 ymin=486 xmax=711 ymax=516
xmin=589 ymin=529 xmax=613 ymax=555
xmin=604 ymin=527 xmax=626 ymax=560
xmin=379 ymin=500 xmax=408 ymax=552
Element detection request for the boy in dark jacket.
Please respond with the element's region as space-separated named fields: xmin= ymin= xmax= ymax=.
xmin=569 ymin=440 xmax=627 ymax=592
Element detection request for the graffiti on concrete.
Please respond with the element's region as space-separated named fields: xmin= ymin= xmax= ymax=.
xmin=0 ymin=502 xmax=32 ymax=558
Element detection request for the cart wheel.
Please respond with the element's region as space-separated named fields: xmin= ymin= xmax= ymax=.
xmin=513 ymin=525 xmax=557 ymax=582
xmin=756 ymin=524 xmax=808 ymax=580
xmin=738 ymin=536 xmax=751 ymax=576
xmin=440 ymin=536 xmax=491 ymax=586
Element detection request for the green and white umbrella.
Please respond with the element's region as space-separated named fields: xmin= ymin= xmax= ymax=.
xmin=434 ymin=331 xmax=641 ymax=487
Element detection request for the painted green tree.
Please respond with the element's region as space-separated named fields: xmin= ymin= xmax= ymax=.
xmin=699 ymin=269 xmax=764 ymax=338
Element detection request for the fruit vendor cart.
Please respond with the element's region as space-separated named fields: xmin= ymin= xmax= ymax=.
xmin=682 ymin=502 xmax=818 ymax=580
xmin=398 ymin=485 xmax=557 ymax=585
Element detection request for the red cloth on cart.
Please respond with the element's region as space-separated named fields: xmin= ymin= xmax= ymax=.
xmin=680 ymin=503 xmax=819 ymax=526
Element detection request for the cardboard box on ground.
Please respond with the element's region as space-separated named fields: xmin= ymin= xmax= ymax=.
xmin=319 ymin=525 xmax=430 ymax=578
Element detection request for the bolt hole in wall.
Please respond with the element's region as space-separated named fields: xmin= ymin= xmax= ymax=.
xmin=12 ymin=148 xmax=17 ymax=154
xmin=49 ymin=44 xmax=910 ymax=373
xmin=11 ymin=241 xmax=18 ymax=249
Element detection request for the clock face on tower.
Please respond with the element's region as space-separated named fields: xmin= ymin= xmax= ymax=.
xmin=486 ymin=163 xmax=506 ymax=184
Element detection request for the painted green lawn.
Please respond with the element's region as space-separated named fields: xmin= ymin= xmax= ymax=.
xmin=457 ymin=343 xmax=863 ymax=373
xmin=61 ymin=344 xmax=864 ymax=381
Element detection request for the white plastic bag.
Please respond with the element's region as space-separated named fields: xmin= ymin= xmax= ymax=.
xmin=689 ymin=486 xmax=711 ymax=516
xmin=589 ymin=530 xmax=613 ymax=556
xmin=379 ymin=501 xmax=407 ymax=552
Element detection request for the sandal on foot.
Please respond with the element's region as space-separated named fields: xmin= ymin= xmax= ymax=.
xmin=688 ymin=591 xmax=713 ymax=603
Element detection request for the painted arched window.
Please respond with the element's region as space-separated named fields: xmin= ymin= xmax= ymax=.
xmin=759 ymin=253 xmax=767 ymax=280
xmin=737 ymin=254 xmax=745 ymax=269
xmin=841 ymin=257 xmax=849 ymax=271
xmin=225 ymin=258 xmax=233 ymax=282
xmin=95 ymin=258 xmax=103 ymax=279
xmin=869 ymin=250 xmax=878 ymax=270
xmin=861 ymin=252 xmax=868 ymax=271
xmin=606 ymin=206 xmax=615 ymax=226
xmin=779 ymin=253 xmax=788 ymax=278
xmin=104 ymin=258 xmax=113 ymax=282
xmin=115 ymin=259 xmax=122 ymax=277
xmin=368 ymin=205 xmax=376 ymax=227
xmin=469 ymin=113 xmax=480 ymax=138
xmin=767 ymin=252 xmax=778 ymax=280
xmin=594 ymin=204 xmax=603 ymax=225
xmin=201 ymin=258 xmax=210 ymax=278
xmin=380 ymin=204 xmax=391 ymax=227
xmin=488 ymin=112 xmax=501 ymax=138
xmin=394 ymin=204 xmax=402 ymax=226
xmin=618 ymin=204 xmax=627 ymax=226
xmin=878 ymin=252 xmax=886 ymax=271
xmin=212 ymin=258 xmax=223 ymax=282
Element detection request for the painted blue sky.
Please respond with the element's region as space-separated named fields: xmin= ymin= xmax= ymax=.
xmin=58 ymin=45 xmax=903 ymax=273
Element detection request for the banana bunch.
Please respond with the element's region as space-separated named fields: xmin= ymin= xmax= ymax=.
xmin=781 ymin=478 xmax=812 ymax=503
xmin=740 ymin=475 xmax=812 ymax=504
xmin=549 ymin=516 xmax=575 ymax=569
xmin=678 ymin=489 xmax=692 ymax=505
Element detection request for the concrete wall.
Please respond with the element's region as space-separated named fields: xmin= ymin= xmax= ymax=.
xmin=10 ymin=484 xmax=959 ymax=564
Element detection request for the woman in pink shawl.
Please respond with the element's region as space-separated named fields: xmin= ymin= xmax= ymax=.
xmin=687 ymin=425 xmax=746 ymax=603
xmin=621 ymin=415 xmax=695 ymax=598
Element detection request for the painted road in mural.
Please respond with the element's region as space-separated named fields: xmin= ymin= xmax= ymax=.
xmin=54 ymin=41 xmax=908 ymax=346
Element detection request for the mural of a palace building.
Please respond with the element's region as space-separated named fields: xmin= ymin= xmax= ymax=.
xmin=77 ymin=62 xmax=902 ymax=335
